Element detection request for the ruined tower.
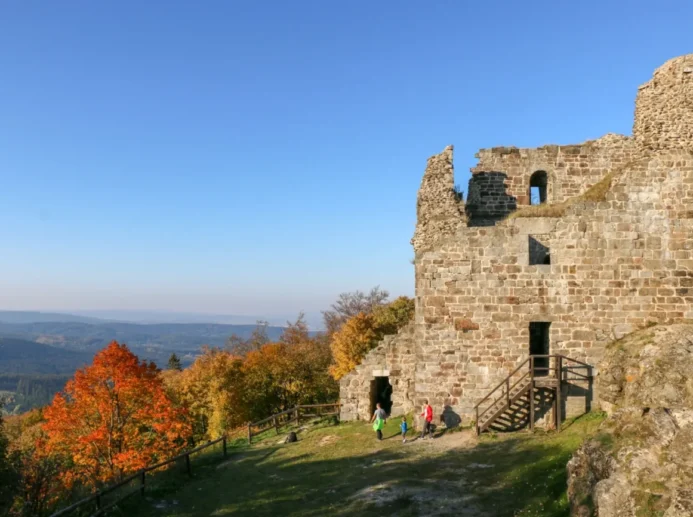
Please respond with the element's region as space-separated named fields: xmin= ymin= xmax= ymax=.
xmin=340 ymin=54 xmax=693 ymax=428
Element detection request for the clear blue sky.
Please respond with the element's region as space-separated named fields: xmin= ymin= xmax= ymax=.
xmin=0 ymin=1 xmax=691 ymax=324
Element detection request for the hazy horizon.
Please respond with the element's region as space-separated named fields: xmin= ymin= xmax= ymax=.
xmin=0 ymin=307 xmax=333 ymax=329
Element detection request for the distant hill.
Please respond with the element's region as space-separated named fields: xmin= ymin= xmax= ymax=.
xmin=0 ymin=337 xmax=93 ymax=374
xmin=70 ymin=310 xmax=270 ymax=325
xmin=0 ymin=321 xmax=288 ymax=352
xmin=0 ymin=311 xmax=106 ymax=324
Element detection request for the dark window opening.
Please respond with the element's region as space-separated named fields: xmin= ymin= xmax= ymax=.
xmin=529 ymin=235 xmax=551 ymax=265
xmin=529 ymin=322 xmax=551 ymax=377
xmin=529 ymin=170 xmax=548 ymax=205
xmin=369 ymin=376 xmax=392 ymax=415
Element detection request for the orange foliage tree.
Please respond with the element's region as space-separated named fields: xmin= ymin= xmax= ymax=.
xmin=42 ymin=341 xmax=192 ymax=489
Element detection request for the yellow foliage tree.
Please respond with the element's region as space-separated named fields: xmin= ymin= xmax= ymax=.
xmin=177 ymin=347 xmax=245 ymax=442
xmin=328 ymin=313 xmax=379 ymax=380
xmin=329 ymin=296 xmax=414 ymax=380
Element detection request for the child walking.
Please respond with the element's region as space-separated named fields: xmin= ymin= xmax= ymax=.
xmin=400 ymin=416 xmax=408 ymax=443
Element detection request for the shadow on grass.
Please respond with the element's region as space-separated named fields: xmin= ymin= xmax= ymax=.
xmin=113 ymin=416 xmax=600 ymax=517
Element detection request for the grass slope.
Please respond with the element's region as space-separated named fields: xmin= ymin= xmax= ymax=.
xmin=115 ymin=413 xmax=604 ymax=517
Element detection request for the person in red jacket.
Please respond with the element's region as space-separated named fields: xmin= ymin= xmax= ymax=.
xmin=420 ymin=400 xmax=433 ymax=439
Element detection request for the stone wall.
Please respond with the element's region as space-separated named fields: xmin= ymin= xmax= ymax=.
xmin=341 ymin=54 xmax=693 ymax=430
xmin=634 ymin=53 xmax=693 ymax=154
xmin=469 ymin=133 xmax=636 ymax=215
xmin=339 ymin=323 xmax=416 ymax=421
xmin=414 ymin=152 xmax=693 ymax=422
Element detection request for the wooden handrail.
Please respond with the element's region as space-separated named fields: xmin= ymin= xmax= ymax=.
xmin=246 ymin=403 xmax=341 ymax=444
xmin=474 ymin=354 xmax=593 ymax=435
xmin=473 ymin=357 xmax=531 ymax=410
xmin=50 ymin=436 xmax=228 ymax=517
xmin=248 ymin=403 xmax=340 ymax=428
xmin=477 ymin=370 xmax=530 ymax=422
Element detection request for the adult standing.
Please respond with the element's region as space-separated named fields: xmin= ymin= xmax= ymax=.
xmin=369 ymin=402 xmax=387 ymax=440
xmin=420 ymin=400 xmax=433 ymax=439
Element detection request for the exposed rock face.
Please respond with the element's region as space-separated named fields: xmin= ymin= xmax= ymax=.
xmin=568 ymin=324 xmax=693 ymax=516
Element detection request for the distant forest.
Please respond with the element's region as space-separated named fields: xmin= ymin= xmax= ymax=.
xmin=0 ymin=374 xmax=69 ymax=414
xmin=0 ymin=318 xmax=296 ymax=415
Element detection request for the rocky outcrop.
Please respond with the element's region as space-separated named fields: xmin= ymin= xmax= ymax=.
xmin=567 ymin=324 xmax=693 ymax=516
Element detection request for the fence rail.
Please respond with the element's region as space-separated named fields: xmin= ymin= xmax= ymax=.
xmin=247 ymin=403 xmax=341 ymax=444
xmin=50 ymin=435 xmax=230 ymax=517
xmin=50 ymin=403 xmax=341 ymax=516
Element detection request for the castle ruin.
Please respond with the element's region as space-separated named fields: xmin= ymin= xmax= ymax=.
xmin=340 ymin=54 xmax=693 ymax=429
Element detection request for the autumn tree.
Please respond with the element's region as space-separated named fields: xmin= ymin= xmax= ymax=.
xmin=167 ymin=353 xmax=182 ymax=371
xmin=177 ymin=347 xmax=245 ymax=442
xmin=322 ymin=287 xmax=390 ymax=336
xmin=241 ymin=315 xmax=337 ymax=421
xmin=0 ymin=402 xmax=18 ymax=515
xmin=372 ymin=296 xmax=415 ymax=334
xmin=226 ymin=320 xmax=271 ymax=356
xmin=5 ymin=409 xmax=65 ymax=516
xmin=42 ymin=342 xmax=191 ymax=489
xmin=329 ymin=296 xmax=414 ymax=380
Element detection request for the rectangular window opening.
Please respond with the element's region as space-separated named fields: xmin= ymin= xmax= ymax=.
xmin=530 ymin=186 xmax=545 ymax=205
xmin=529 ymin=235 xmax=551 ymax=265
xmin=529 ymin=322 xmax=551 ymax=377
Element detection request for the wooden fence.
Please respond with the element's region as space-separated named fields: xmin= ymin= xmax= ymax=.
xmin=247 ymin=403 xmax=340 ymax=444
xmin=50 ymin=403 xmax=340 ymax=516
xmin=50 ymin=436 xmax=230 ymax=517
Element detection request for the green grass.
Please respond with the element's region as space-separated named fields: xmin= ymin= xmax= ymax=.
xmin=112 ymin=413 xmax=605 ymax=517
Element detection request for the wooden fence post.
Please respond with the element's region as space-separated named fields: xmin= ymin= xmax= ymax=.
xmin=223 ymin=436 xmax=227 ymax=458
xmin=529 ymin=356 xmax=535 ymax=432
xmin=274 ymin=415 xmax=279 ymax=435
xmin=247 ymin=422 xmax=252 ymax=444
xmin=95 ymin=494 xmax=101 ymax=511
xmin=140 ymin=470 xmax=146 ymax=496
xmin=296 ymin=407 xmax=301 ymax=425
xmin=556 ymin=356 xmax=563 ymax=432
xmin=185 ymin=453 xmax=191 ymax=477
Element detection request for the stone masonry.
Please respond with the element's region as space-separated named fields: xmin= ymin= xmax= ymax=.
xmin=340 ymin=54 xmax=693 ymax=427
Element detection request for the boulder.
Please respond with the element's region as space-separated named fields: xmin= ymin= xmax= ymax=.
xmin=568 ymin=324 xmax=693 ymax=516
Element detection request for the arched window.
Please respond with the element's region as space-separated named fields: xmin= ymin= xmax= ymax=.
xmin=529 ymin=170 xmax=548 ymax=205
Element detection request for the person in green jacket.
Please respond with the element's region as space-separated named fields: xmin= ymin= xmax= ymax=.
xmin=369 ymin=402 xmax=387 ymax=440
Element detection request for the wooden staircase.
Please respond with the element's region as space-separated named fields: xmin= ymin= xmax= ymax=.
xmin=473 ymin=355 xmax=592 ymax=435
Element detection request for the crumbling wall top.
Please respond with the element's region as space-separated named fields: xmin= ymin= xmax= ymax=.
xmin=411 ymin=145 xmax=465 ymax=252
xmin=634 ymin=53 xmax=693 ymax=153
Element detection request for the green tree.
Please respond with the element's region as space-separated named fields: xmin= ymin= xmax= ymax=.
xmin=167 ymin=353 xmax=183 ymax=371
xmin=372 ymin=296 xmax=415 ymax=334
